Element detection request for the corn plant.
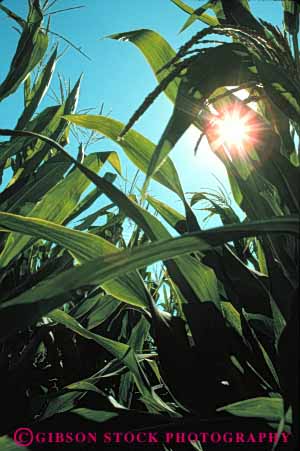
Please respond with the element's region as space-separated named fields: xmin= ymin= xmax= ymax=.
xmin=0 ymin=1 xmax=299 ymax=450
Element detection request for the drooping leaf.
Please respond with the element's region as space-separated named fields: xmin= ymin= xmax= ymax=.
xmin=0 ymin=216 xmax=297 ymax=341
xmin=108 ymin=29 xmax=180 ymax=103
xmin=0 ymin=211 xmax=149 ymax=309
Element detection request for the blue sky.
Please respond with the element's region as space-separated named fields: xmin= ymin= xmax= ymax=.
xmin=0 ymin=0 xmax=284 ymax=228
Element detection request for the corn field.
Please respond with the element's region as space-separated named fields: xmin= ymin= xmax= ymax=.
xmin=0 ymin=1 xmax=299 ymax=450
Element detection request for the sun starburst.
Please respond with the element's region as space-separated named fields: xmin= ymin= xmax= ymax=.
xmin=208 ymin=105 xmax=259 ymax=156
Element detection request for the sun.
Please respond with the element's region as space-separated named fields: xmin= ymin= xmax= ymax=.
xmin=217 ymin=113 xmax=249 ymax=148
xmin=208 ymin=105 xmax=258 ymax=155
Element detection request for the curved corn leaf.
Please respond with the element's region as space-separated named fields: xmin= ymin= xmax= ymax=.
xmin=108 ymin=29 xmax=180 ymax=103
xmin=217 ymin=396 xmax=292 ymax=424
xmin=55 ymin=146 xmax=218 ymax=304
xmin=0 ymin=105 xmax=61 ymax=165
xmin=0 ymin=210 xmax=149 ymax=309
xmin=1 ymin=129 xmax=298 ymax=316
xmin=0 ymin=216 xmax=297 ymax=341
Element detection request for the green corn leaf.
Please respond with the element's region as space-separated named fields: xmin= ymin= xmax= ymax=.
xmin=64 ymin=114 xmax=185 ymax=199
xmin=0 ymin=76 xmax=81 ymax=169
xmin=15 ymin=46 xmax=58 ymax=130
xmin=119 ymin=317 xmax=150 ymax=406
xmin=40 ymin=380 xmax=104 ymax=420
xmin=255 ymin=238 xmax=268 ymax=275
xmin=180 ymin=1 xmax=219 ymax=32
xmin=220 ymin=0 xmax=264 ymax=33
xmin=71 ymin=408 xmax=118 ymax=423
xmin=24 ymin=74 xmax=32 ymax=107
xmin=0 ymin=105 xmax=61 ymax=166
xmin=242 ymin=309 xmax=280 ymax=389
xmin=64 ymin=187 xmax=105 ymax=225
xmin=70 ymin=293 xmax=111 ymax=321
xmin=0 ymin=154 xmax=71 ymax=213
xmin=0 ymin=153 xmax=104 ymax=267
xmin=254 ymin=58 xmax=300 ymax=124
xmin=171 ymin=0 xmax=218 ymax=28
xmin=109 ymin=29 xmax=180 ymax=103
xmin=217 ymin=396 xmax=292 ymax=424
xmin=48 ymin=310 xmax=176 ymax=415
xmin=107 ymin=28 xmax=241 ymax=143
xmin=65 ymin=114 xmax=199 ymax=231
xmin=1 ymin=129 xmax=298 ymax=316
xmin=0 ymin=3 xmax=26 ymax=28
xmin=0 ymin=1 xmax=48 ymax=102
xmin=78 ymin=295 xmax=120 ymax=330
xmin=0 ymin=211 xmax=149 ymax=309
xmin=57 ymin=150 xmax=218 ymax=303
xmin=146 ymin=194 xmax=186 ymax=231
xmin=17 ymin=75 xmax=82 ymax=179
xmin=282 ymin=0 xmax=299 ymax=34
xmin=0 ymin=436 xmax=29 ymax=451
xmin=48 ymin=310 xmax=151 ymax=399
xmin=0 ymin=216 xmax=297 ymax=342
